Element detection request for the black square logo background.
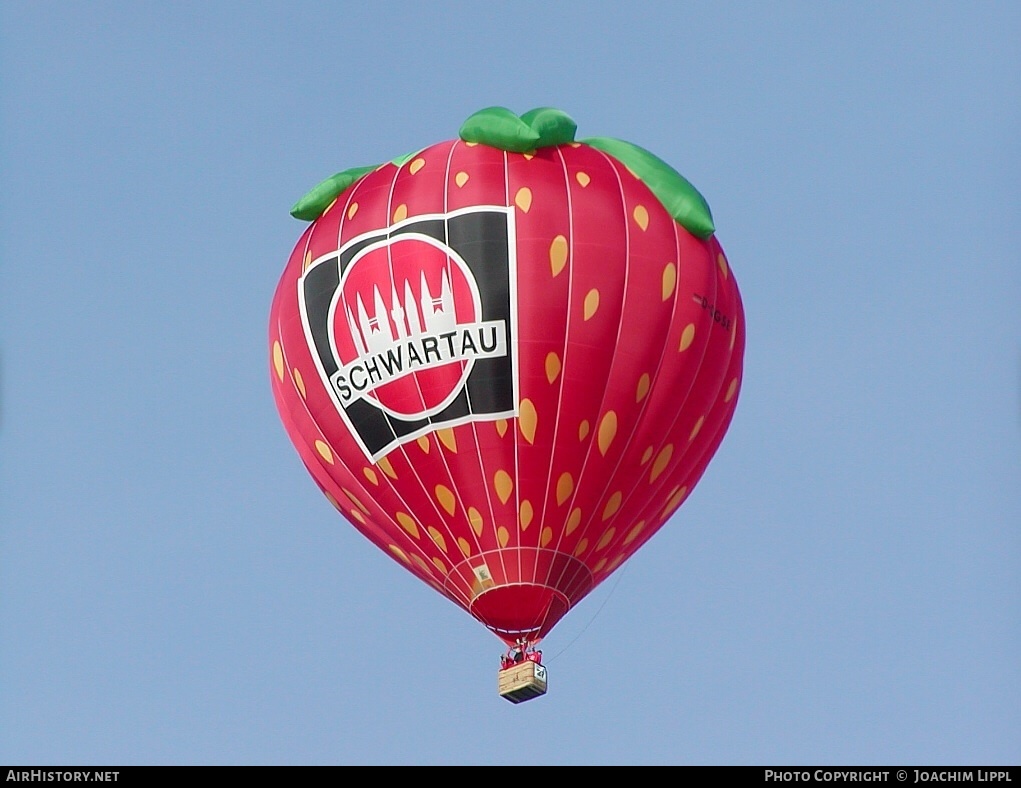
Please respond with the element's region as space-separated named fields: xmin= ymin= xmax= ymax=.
xmin=299 ymin=208 xmax=517 ymax=460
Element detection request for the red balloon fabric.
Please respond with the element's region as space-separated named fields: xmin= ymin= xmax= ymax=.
xmin=269 ymin=108 xmax=745 ymax=647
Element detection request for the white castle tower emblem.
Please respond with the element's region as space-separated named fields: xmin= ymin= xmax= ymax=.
xmin=346 ymin=270 xmax=457 ymax=358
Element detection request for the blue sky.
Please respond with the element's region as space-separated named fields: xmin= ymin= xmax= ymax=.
xmin=1 ymin=1 xmax=1018 ymax=766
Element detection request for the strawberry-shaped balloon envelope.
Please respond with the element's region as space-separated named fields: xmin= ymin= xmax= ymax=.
xmin=269 ymin=107 xmax=744 ymax=702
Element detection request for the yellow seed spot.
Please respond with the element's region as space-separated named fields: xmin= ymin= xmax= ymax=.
xmin=566 ymin=508 xmax=582 ymax=534
xmin=396 ymin=512 xmax=420 ymax=539
xmin=349 ymin=509 xmax=366 ymax=525
xmin=497 ymin=526 xmax=510 ymax=547
xmin=662 ymin=263 xmax=677 ymax=300
xmin=624 ymin=520 xmax=646 ymax=545
xmin=437 ymin=428 xmax=457 ymax=453
xmin=431 ymin=557 xmax=448 ymax=575
xmin=347 ymin=202 xmax=359 ymax=220
xmin=324 ymin=492 xmax=340 ymax=511
xmin=569 ymin=142 xmax=581 ymax=148
xmin=292 ymin=368 xmax=306 ymax=399
xmin=549 ymin=235 xmax=568 ymax=276
xmin=725 ymin=377 xmax=739 ymax=403
xmin=519 ymin=399 xmax=537 ymax=444
xmin=608 ymin=554 xmax=624 ymax=572
xmin=641 ymin=446 xmax=654 ymax=465
xmin=468 ymin=506 xmax=484 ymax=537
xmin=496 ymin=419 xmax=508 ymax=437
xmin=427 ymin=526 xmax=448 ymax=553
xmin=679 ymin=323 xmax=696 ymax=352
xmin=540 ymin=526 xmax=553 ymax=548
xmin=731 ymin=316 xmax=739 ymax=350
xmin=409 ymin=157 xmax=425 ymax=174
xmin=392 ymin=204 xmax=408 ymax=223
xmin=650 ymin=444 xmax=673 ymax=483
xmin=556 ymin=472 xmax=574 ymax=506
xmin=494 ymin=470 xmax=513 ymax=504
xmin=663 ymin=485 xmax=688 ymax=515
xmin=576 ymin=171 xmax=590 ymax=187
xmin=522 ymin=152 xmax=534 ymax=161
xmin=323 ymin=198 xmax=338 ymax=216
xmin=342 ymin=488 xmax=366 ymax=512
xmin=455 ymin=171 xmax=469 ymax=187
xmin=378 ymin=456 xmax=397 ymax=479
xmin=597 ymin=527 xmax=616 ymax=551
xmin=602 ymin=491 xmax=622 ymax=520
xmin=578 ymin=420 xmax=590 ymax=440
xmin=411 ymin=554 xmax=431 ymax=574
xmin=389 ymin=545 xmax=410 ymax=564
xmin=519 ymin=500 xmax=533 ymax=530
xmin=717 ymin=252 xmax=729 ymax=279
xmin=362 ymin=467 xmax=379 ymax=486
xmin=545 ymin=352 xmax=561 ymax=383
xmin=573 ymin=538 xmax=589 ymax=557
xmin=272 ymin=341 xmax=285 ymax=381
xmin=457 ymin=537 xmax=472 ymax=558
xmin=303 ymin=250 xmax=312 ymax=271
xmin=689 ymin=416 xmax=705 ymax=441
xmin=633 ymin=205 xmax=649 ymax=231
xmin=515 ymin=187 xmax=532 ymax=212
xmin=464 ymin=141 xmax=479 ymax=147
xmin=636 ymin=373 xmax=650 ymax=402
xmin=583 ymin=289 xmax=600 ymax=320
xmin=597 ymin=411 xmax=617 ymax=456
xmin=315 ymin=440 xmax=333 ymax=464
xmin=592 ymin=558 xmax=607 ymax=573
xmin=417 ymin=436 xmax=430 ymax=453
xmin=435 ymin=484 xmax=456 ymax=516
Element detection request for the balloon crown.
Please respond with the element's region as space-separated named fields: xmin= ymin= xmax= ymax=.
xmin=289 ymin=106 xmax=714 ymax=239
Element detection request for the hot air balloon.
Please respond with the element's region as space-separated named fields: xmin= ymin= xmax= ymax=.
xmin=269 ymin=107 xmax=744 ymax=702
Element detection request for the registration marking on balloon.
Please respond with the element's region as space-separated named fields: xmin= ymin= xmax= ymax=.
xmin=298 ymin=206 xmax=519 ymax=461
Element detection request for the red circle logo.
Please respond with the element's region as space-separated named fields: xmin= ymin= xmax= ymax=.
xmin=329 ymin=235 xmax=482 ymax=419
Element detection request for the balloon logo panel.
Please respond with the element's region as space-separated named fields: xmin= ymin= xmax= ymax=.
xmin=297 ymin=207 xmax=518 ymax=461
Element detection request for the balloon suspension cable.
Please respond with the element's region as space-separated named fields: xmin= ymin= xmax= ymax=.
xmin=531 ymin=594 xmax=555 ymax=645
xmin=543 ymin=563 xmax=629 ymax=664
